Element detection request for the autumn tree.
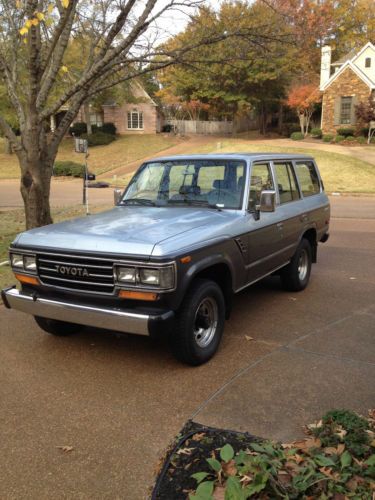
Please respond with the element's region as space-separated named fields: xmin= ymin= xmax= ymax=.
xmin=0 ymin=0 xmax=251 ymax=229
xmin=355 ymin=96 xmax=375 ymax=143
xmin=156 ymin=1 xmax=296 ymax=132
xmin=287 ymin=84 xmax=321 ymax=136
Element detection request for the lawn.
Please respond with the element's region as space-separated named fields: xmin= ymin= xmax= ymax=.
xmin=0 ymin=134 xmax=179 ymax=179
xmin=0 ymin=204 xmax=111 ymax=291
xmin=196 ymin=139 xmax=375 ymax=194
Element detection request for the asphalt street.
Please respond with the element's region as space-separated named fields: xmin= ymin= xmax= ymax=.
xmin=0 ymin=198 xmax=374 ymax=499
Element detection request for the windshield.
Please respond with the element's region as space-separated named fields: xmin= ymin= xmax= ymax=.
xmin=121 ymin=160 xmax=246 ymax=209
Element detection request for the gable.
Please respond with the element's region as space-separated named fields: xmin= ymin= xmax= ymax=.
xmin=321 ymin=60 xmax=374 ymax=91
xmin=323 ymin=66 xmax=372 ymax=96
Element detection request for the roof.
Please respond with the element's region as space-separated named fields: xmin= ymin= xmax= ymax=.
xmin=321 ymin=42 xmax=375 ymax=90
xmin=331 ymin=47 xmax=359 ymax=66
xmin=146 ymin=153 xmax=315 ymax=163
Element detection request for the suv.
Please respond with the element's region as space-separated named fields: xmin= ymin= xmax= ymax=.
xmin=2 ymin=154 xmax=330 ymax=365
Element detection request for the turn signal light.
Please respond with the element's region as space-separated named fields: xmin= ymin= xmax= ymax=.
xmin=118 ymin=290 xmax=159 ymax=301
xmin=14 ymin=273 xmax=40 ymax=286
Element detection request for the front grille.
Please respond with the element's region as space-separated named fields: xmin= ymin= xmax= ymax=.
xmin=37 ymin=253 xmax=115 ymax=294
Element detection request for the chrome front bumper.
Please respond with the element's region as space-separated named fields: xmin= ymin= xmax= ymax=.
xmin=1 ymin=287 xmax=174 ymax=337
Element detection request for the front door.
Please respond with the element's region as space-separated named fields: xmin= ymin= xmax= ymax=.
xmin=245 ymin=162 xmax=284 ymax=282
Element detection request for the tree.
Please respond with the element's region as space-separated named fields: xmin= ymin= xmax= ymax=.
xmin=156 ymin=1 xmax=295 ymax=132
xmin=0 ymin=0 xmax=243 ymax=229
xmin=355 ymin=97 xmax=375 ymax=144
xmin=287 ymin=84 xmax=321 ymax=136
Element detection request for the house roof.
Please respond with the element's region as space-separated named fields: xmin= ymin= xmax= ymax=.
xmin=321 ymin=42 xmax=375 ymax=91
xmin=331 ymin=47 xmax=359 ymax=66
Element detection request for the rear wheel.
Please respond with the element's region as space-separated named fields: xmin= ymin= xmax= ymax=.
xmin=34 ymin=316 xmax=84 ymax=336
xmin=170 ymin=279 xmax=225 ymax=366
xmin=280 ymin=238 xmax=312 ymax=291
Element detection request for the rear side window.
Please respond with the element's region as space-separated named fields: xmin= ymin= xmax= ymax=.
xmin=274 ymin=162 xmax=300 ymax=204
xmin=295 ymin=161 xmax=321 ymax=197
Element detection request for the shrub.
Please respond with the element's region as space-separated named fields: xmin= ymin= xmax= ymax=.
xmin=360 ymin=127 xmax=369 ymax=137
xmin=100 ymin=122 xmax=117 ymax=135
xmin=282 ymin=123 xmax=301 ymax=137
xmin=356 ymin=136 xmax=367 ymax=144
xmin=334 ymin=134 xmax=345 ymax=143
xmin=290 ymin=131 xmax=304 ymax=140
xmin=69 ymin=122 xmax=87 ymax=136
xmin=81 ymin=131 xmax=116 ymax=146
xmin=337 ymin=127 xmax=355 ymax=137
xmin=162 ymin=124 xmax=173 ymax=133
xmin=322 ymin=134 xmax=334 ymax=142
xmin=345 ymin=135 xmax=355 ymax=141
xmin=53 ymin=160 xmax=85 ymax=177
xmin=310 ymin=127 xmax=322 ymax=138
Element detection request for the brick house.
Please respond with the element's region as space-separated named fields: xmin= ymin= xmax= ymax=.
xmin=74 ymin=80 xmax=163 ymax=134
xmin=320 ymin=42 xmax=375 ymax=134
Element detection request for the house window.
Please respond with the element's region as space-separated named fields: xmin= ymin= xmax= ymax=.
xmin=340 ymin=96 xmax=352 ymax=124
xmin=365 ymin=57 xmax=371 ymax=68
xmin=127 ymin=110 xmax=143 ymax=130
xmin=89 ymin=112 xmax=103 ymax=127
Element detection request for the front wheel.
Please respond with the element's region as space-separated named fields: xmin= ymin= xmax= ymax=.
xmin=170 ymin=279 xmax=225 ymax=366
xmin=280 ymin=238 xmax=312 ymax=291
xmin=34 ymin=316 xmax=84 ymax=336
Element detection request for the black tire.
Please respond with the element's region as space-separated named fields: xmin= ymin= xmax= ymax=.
xmin=170 ymin=279 xmax=225 ymax=366
xmin=34 ymin=316 xmax=84 ymax=336
xmin=280 ymin=238 xmax=312 ymax=292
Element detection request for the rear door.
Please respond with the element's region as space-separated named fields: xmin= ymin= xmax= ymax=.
xmin=272 ymin=161 xmax=305 ymax=261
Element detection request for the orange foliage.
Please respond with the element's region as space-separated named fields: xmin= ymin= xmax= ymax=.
xmin=287 ymin=85 xmax=321 ymax=112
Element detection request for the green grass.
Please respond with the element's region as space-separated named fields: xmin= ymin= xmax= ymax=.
xmin=0 ymin=134 xmax=179 ymax=179
xmin=194 ymin=140 xmax=375 ymax=194
xmin=0 ymin=204 xmax=111 ymax=291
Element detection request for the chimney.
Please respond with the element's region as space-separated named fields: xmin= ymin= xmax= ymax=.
xmin=320 ymin=45 xmax=332 ymax=89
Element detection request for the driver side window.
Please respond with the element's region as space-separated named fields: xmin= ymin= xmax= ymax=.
xmin=248 ymin=163 xmax=274 ymax=211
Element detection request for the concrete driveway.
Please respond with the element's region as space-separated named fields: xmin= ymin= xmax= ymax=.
xmin=0 ymin=199 xmax=374 ymax=499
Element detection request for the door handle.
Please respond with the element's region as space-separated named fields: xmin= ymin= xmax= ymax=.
xmin=277 ymin=222 xmax=283 ymax=229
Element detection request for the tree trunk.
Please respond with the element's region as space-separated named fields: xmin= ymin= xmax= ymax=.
xmin=4 ymin=138 xmax=13 ymax=154
xmin=299 ymin=113 xmax=305 ymax=135
xmin=277 ymin=103 xmax=284 ymax=135
xmin=84 ymin=102 xmax=92 ymax=135
xmin=20 ymin=157 xmax=54 ymax=229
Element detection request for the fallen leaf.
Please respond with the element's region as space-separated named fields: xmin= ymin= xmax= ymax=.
xmin=245 ymin=335 xmax=254 ymax=341
xmin=289 ymin=453 xmax=304 ymax=464
xmin=57 ymin=445 xmax=73 ymax=453
xmin=278 ymin=471 xmax=292 ymax=485
xmin=222 ymin=459 xmax=237 ymax=477
xmin=289 ymin=297 xmax=297 ymax=301
xmin=307 ymin=420 xmax=323 ymax=431
xmin=192 ymin=432 xmax=206 ymax=441
xmin=324 ymin=447 xmax=339 ymax=455
xmin=213 ymin=486 xmax=225 ymax=500
xmin=292 ymin=438 xmax=321 ymax=451
xmin=335 ymin=426 xmax=347 ymax=439
xmin=319 ymin=467 xmax=339 ymax=480
xmin=349 ymin=277 xmax=357 ymax=280
xmin=176 ymin=447 xmax=194 ymax=456
xmin=337 ymin=443 xmax=345 ymax=455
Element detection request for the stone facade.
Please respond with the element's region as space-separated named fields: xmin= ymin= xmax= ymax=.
xmin=321 ymin=67 xmax=371 ymax=134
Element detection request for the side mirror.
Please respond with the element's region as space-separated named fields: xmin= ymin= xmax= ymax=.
xmin=259 ymin=190 xmax=276 ymax=213
xmin=114 ymin=188 xmax=122 ymax=206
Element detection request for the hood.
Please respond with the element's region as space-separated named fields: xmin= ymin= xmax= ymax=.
xmin=14 ymin=206 xmax=236 ymax=257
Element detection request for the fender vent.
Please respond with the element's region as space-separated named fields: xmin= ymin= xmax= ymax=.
xmin=235 ymin=237 xmax=247 ymax=255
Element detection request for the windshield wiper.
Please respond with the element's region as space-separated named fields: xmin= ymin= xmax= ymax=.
xmin=121 ymin=198 xmax=157 ymax=206
xmin=167 ymin=199 xmax=219 ymax=208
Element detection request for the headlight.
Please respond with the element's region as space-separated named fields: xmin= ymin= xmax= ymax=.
xmin=115 ymin=264 xmax=175 ymax=290
xmin=117 ymin=267 xmax=136 ymax=283
xmin=139 ymin=268 xmax=160 ymax=285
xmin=11 ymin=254 xmax=24 ymax=268
xmin=24 ymin=255 xmax=37 ymax=271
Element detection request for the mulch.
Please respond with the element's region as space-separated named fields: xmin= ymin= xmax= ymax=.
xmin=151 ymin=420 xmax=260 ymax=500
